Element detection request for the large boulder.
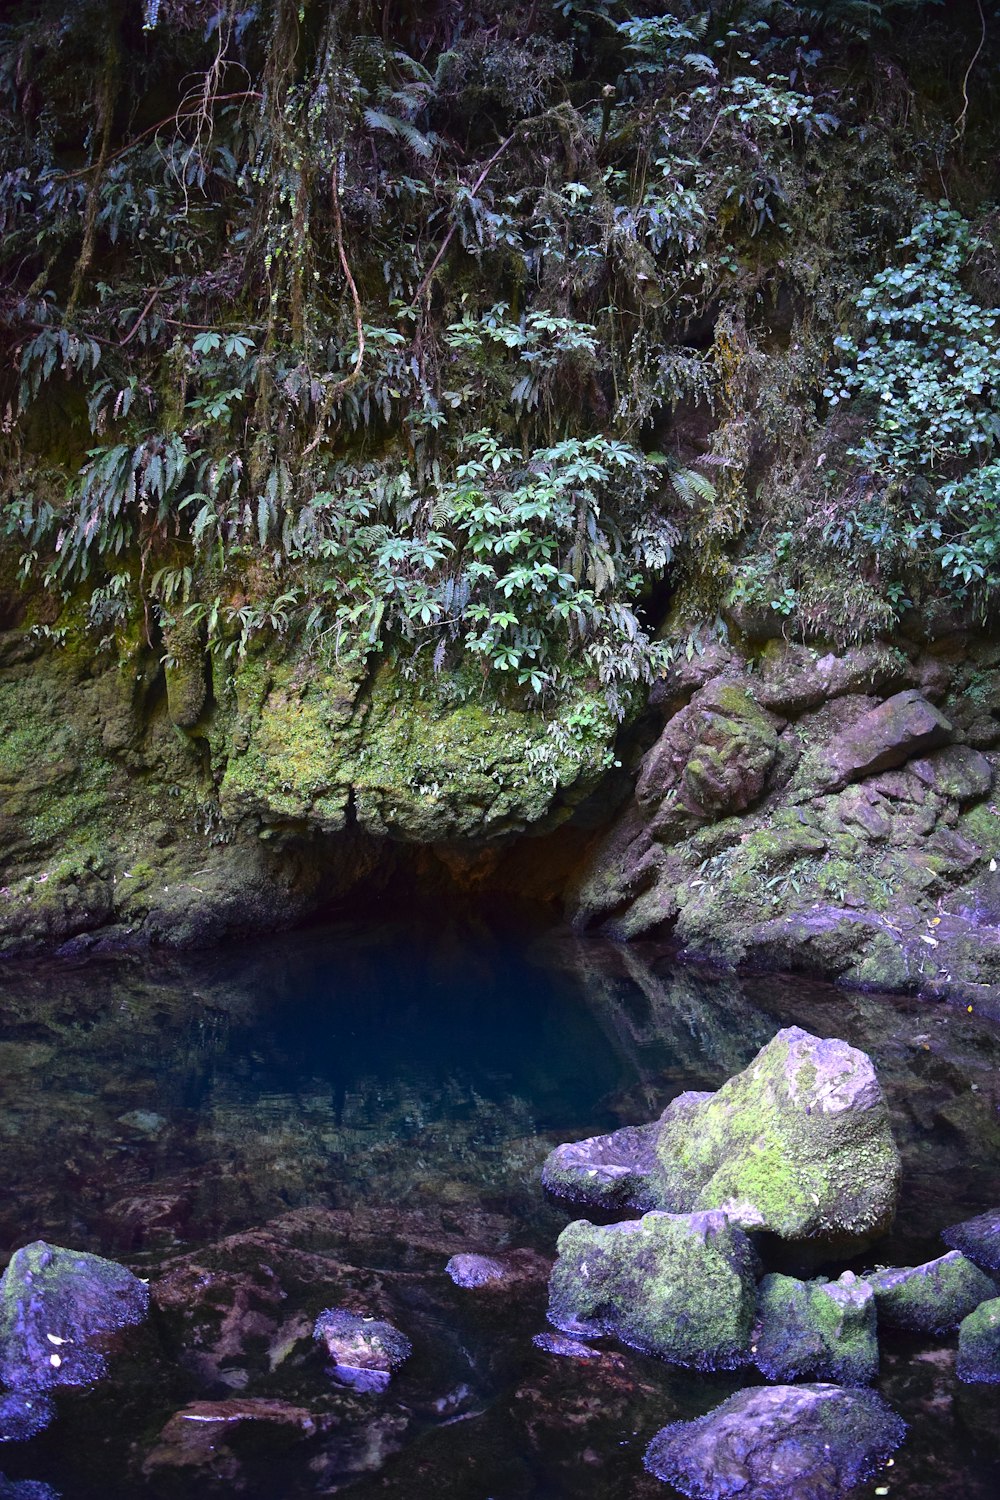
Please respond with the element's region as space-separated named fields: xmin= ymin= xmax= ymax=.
xmin=956 ymin=1296 xmax=1000 ymax=1384
xmin=753 ymin=1272 xmax=878 ymax=1385
xmin=817 ymin=689 xmax=951 ymax=788
xmin=541 ymin=1028 xmax=900 ymax=1249
xmin=0 ymin=1241 xmax=148 ymax=1412
xmin=942 ymin=1207 xmax=1000 ymax=1274
xmin=865 ymin=1251 xmax=997 ymax=1332
xmin=643 ymin=1383 xmax=906 ymax=1499
xmin=547 ymin=1209 xmax=757 ymax=1370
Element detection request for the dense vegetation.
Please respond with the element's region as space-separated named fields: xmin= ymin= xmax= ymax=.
xmin=1 ymin=0 xmax=998 ymax=720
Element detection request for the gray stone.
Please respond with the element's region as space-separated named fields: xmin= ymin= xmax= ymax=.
xmin=547 ymin=1209 xmax=757 ymax=1370
xmin=866 ymin=1251 xmax=997 ymax=1332
xmin=644 ymin=1383 xmax=906 ymax=1499
xmin=541 ymin=1121 xmax=659 ymax=1214
xmin=910 ymin=745 xmax=993 ymax=802
xmin=818 ymin=689 xmax=952 ymax=787
xmin=753 ymin=1272 xmax=878 ymax=1384
xmin=942 ymin=1207 xmax=1000 ymax=1273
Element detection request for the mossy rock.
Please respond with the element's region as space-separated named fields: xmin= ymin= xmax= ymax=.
xmin=649 ymin=1027 xmax=900 ymax=1248
xmin=547 ymin=1209 xmax=757 ymax=1370
xmin=957 ymin=1296 xmax=1000 ymax=1384
xmin=754 ymin=1271 xmax=878 ymax=1385
xmin=865 ymin=1251 xmax=997 ymax=1333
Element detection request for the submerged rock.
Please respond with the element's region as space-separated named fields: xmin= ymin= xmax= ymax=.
xmin=866 ymin=1251 xmax=997 ymax=1332
xmin=444 ymin=1249 xmax=550 ymax=1289
xmin=143 ymin=1399 xmax=319 ymax=1477
xmin=313 ymin=1309 xmax=412 ymax=1392
xmin=753 ymin=1272 xmax=878 ymax=1385
xmin=942 ymin=1207 xmax=1000 ymax=1274
xmin=644 ymin=1383 xmax=906 ymax=1499
xmin=531 ymin=1331 xmax=601 ymax=1360
xmin=542 ymin=1028 xmax=900 ymax=1249
xmin=0 ymin=1241 xmax=148 ymax=1420
xmin=547 ymin=1209 xmax=757 ymax=1370
xmin=956 ymin=1296 xmax=1000 ymax=1384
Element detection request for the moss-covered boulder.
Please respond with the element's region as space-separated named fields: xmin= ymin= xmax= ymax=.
xmin=649 ymin=1027 xmax=900 ymax=1248
xmin=0 ymin=1241 xmax=148 ymax=1438
xmin=753 ymin=1272 xmax=878 ymax=1385
xmin=546 ymin=1209 xmax=757 ymax=1369
xmin=956 ymin=1296 xmax=1000 ymax=1384
xmin=644 ymin=1384 xmax=906 ymax=1500
xmin=865 ymin=1251 xmax=997 ymax=1333
xmin=539 ymin=1028 xmax=900 ymax=1250
xmin=636 ymin=678 xmax=781 ymax=839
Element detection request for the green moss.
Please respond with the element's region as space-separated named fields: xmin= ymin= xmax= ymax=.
xmin=548 ymin=1210 xmax=757 ymax=1370
xmin=754 ymin=1271 xmax=878 ymax=1384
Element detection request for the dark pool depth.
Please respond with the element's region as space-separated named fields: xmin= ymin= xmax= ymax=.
xmin=0 ymin=909 xmax=998 ymax=1498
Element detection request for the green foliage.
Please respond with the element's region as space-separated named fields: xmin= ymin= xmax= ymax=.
xmin=830 ymin=204 xmax=1000 ymax=601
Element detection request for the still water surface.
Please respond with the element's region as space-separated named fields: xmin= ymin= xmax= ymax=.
xmin=0 ymin=907 xmax=998 ymax=1498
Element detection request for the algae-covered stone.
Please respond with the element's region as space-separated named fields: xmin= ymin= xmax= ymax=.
xmin=547 ymin=1209 xmax=757 ymax=1369
xmin=956 ymin=1295 xmax=1000 ymax=1383
xmin=0 ymin=1240 xmax=149 ymax=1396
xmin=650 ymin=1027 xmax=900 ymax=1247
xmin=866 ymin=1251 xmax=997 ymax=1332
xmin=644 ymin=1383 xmax=906 ymax=1499
xmin=942 ymin=1207 xmax=1000 ymax=1273
xmin=753 ymin=1271 xmax=877 ymax=1384
xmin=313 ymin=1308 xmax=412 ymax=1392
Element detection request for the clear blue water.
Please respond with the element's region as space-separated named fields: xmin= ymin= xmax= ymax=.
xmin=0 ymin=908 xmax=998 ymax=1498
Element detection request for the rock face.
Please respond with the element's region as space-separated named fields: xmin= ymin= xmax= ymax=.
xmin=313 ymin=1309 xmax=412 ymax=1392
xmin=866 ymin=1252 xmax=997 ymax=1332
xmin=643 ymin=1383 xmax=906 ymax=1500
xmin=569 ymin=636 xmax=1000 ymax=1011
xmin=943 ymin=1208 xmax=1000 ymax=1273
xmin=0 ymin=1241 xmax=148 ymax=1430
xmin=541 ymin=1028 xmax=901 ymax=1248
xmin=547 ymin=1210 xmax=757 ymax=1370
xmin=753 ymin=1272 xmax=878 ymax=1384
xmin=956 ymin=1296 xmax=1000 ymax=1383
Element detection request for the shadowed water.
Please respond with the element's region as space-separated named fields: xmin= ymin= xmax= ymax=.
xmin=0 ymin=907 xmax=997 ymax=1498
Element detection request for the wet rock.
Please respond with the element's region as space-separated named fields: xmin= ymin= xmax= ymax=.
xmin=445 ymin=1250 xmax=548 ymax=1289
xmin=643 ymin=1383 xmax=906 ymax=1499
xmin=0 ymin=1479 xmax=61 ymax=1500
xmin=313 ymin=1309 xmax=412 ymax=1392
xmin=650 ymin=1027 xmax=900 ymax=1247
xmin=942 ymin=1207 xmax=1000 ymax=1273
xmin=0 ymin=1389 xmax=54 ymax=1443
xmin=543 ymin=1028 xmax=900 ymax=1249
xmin=866 ymin=1251 xmax=997 ymax=1332
xmin=143 ymin=1398 xmax=319 ymax=1477
xmin=541 ymin=1121 xmax=659 ymax=1214
xmin=531 ymin=1331 xmax=602 ymax=1360
xmin=547 ymin=1209 xmax=757 ymax=1370
xmin=0 ymin=1241 xmax=149 ymax=1398
xmin=753 ymin=1272 xmax=878 ymax=1384
xmin=817 ymin=689 xmax=952 ymax=788
xmin=956 ymin=1296 xmax=1000 ymax=1383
